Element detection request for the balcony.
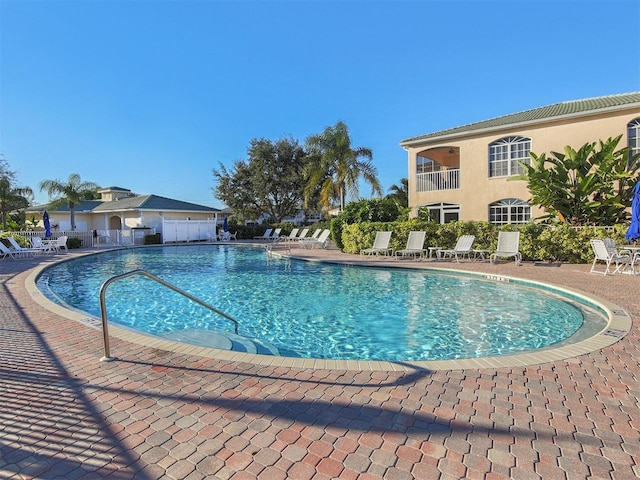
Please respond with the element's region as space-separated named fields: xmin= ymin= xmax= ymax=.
xmin=416 ymin=169 xmax=460 ymax=192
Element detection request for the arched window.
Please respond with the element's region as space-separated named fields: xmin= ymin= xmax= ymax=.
xmin=628 ymin=118 xmax=640 ymax=162
xmin=489 ymin=199 xmax=530 ymax=225
xmin=489 ymin=136 xmax=531 ymax=177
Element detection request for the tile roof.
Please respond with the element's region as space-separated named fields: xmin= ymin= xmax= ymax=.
xmin=400 ymin=92 xmax=640 ymax=145
xmin=92 ymin=194 xmax=219 ymax=212
xmin=27 ymin=195 xmax=219 ymax=214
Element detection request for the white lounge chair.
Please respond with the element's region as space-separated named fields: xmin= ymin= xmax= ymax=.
xmin=438 ymin=235 xmax=475 ymax=262
xmin=300 ymin=229 xmax=332 ymax=249
xmin=360 ymin=231 xmax=393 ymax=256
xmin=489 ymin=231 xmax=522 ymax=265
xmin=7 ymin=237 xmax=40 ymax=257
xmin=254 ymin=228 xmax=273 ymax=240
xmin=309 ymin=228 xmax=322 ymax=239
xmin=269 ymin=228 xmax=282 ymax=241
xmin=590 ymin=239 xmax=632 ymax=275
xmin=276 ymin=228 xmax=299 ymax=243
xmin=0 ymin=242 xmax=20 ymax=259
xmin=294 ymin=228 xmax=310 ymax=241
xmin=394 ymin=231 xmax=427 ymax=260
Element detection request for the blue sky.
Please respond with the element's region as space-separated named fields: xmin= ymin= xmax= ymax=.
xmin=2 ymin=0 xmax=639 ymax=209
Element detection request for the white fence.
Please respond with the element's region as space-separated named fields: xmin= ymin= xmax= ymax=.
xmin=162 ymin=219 xmax=216 ymax=243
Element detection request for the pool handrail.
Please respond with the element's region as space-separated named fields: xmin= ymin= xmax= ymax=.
xmin=99 ymin=269 xmax=240 ymax=362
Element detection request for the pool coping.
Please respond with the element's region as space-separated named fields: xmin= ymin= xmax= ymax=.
xmin=25 ymin=245 xmax=632 ymax=371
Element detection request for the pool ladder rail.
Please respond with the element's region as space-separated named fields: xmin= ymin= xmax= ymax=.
xmin=99 ymin=269 xmax=240 ymax=362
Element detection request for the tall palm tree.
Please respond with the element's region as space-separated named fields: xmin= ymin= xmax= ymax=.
xmin=39 ymin=173 xmax=100 ymax=230
xmin=386 ymin=178 xmax=409 ymax=208
xmin=304 ymin=121 xmax=382 ymax=212
xmin=0 ymin=177 xmax=33 ymax=230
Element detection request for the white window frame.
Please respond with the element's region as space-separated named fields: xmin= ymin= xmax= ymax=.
xmin=628 ymin=118 xmax=640 ymax=164
xmin=489 ymin=136 xmax=531 ymax=177
xmin=420 ymin=202 xmax=460 ymax=224
xmin=489 ymin=198 xmax=531 ymax=225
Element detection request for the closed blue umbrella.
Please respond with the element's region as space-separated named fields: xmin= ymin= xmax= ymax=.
xmin=43 ymin=211 xmax=52 ymax=239
xmin=223 ymin=217 xmax=228 ymax=233
xmin=625 ymin=181 xmax=640 ymax=243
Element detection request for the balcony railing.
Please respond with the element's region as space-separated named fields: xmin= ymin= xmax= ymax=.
xmin=416 ymin=169 xmax=460 ymax=192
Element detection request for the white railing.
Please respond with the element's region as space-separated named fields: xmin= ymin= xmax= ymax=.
xmin=8 ymin=229 xmax=155 ymax=248
xmin=416 ymin=169 xmax=460 ymax=192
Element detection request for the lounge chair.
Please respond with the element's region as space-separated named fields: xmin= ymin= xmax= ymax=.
xmin=295 ymin=228 xmax=310 ymax=241
xmin=489 ymin=231 xmax=522 ymax=265
xmin=300 ymin=229 xmax=332 ymax=249
xmin=275 ymin=228 xmax=299 ymax=243
xmin=7 ymin=237 xmax=40 ymax=257
xmin=269 ymin=228 xmax=282 ymax=241
xmin=0 ymin=242 xmax=20 ymax=259
xmin=438 ymin=235 xmax=475 ymax=262
xmin=360 ymin=231 xmax=393 ymax=256
xmin=309 ymin=228 xmax=322 ymax=239
xmin=254 ymin=228 xmax=273 ymax=240
xmin=394 ymin=231 xmax=427 ymax=260
xmin=590 ymin=239 xmax=632 ymax=275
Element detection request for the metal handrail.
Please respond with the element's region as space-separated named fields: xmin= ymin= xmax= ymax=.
xmin=99 ymin=269 xmax=239 ymax=361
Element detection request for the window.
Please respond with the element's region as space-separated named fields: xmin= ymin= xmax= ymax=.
xmin=628 ymin=118 xmax=640 ymax=164
xmin=416 ymin=154 xmax=441 ymax=174
xmin=489 ymin=136 xmax=531 ymax=177
xmin=420 ymin=202 xmax=460 ymax=224
xmin=489 ymin=199 xmax=531 ymax=225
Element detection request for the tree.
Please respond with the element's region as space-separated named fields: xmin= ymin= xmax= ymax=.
xmin=304 ymin=121 xmax=382 ymax=212
xmin=516 ymin=136 xmax=640 ymax=226
xmin=39 ymin=173 xmax=100 ymax=230
xmin=0 ymin=157 xmax=33 ymax=230
xmin=213 ymin=137 xmax=307 ymax=223
xmin=386 ymin=178 xmax=408 ymax=208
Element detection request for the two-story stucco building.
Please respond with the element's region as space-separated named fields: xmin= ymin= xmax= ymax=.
xmin=400 ymin=92 xmax=640 ymax=224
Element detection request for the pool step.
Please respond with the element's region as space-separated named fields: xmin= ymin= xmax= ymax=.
xmin=225 ymin=331 xmax=281 ymax=356
xmin=161 ymin=329 xmax=280 ymax=356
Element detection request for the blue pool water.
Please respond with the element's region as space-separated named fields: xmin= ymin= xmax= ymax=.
xmin=37 ymin=245 xmax=604 ymax=362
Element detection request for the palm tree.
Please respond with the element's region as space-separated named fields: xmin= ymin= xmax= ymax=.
xmin=386 ymin=178 xmax=409 ymax=208
xmin=39 ymin=173 xmax=100 ymax=230
xmin=304 ymin=121 xmax=382 ymax=212
xmin=0 ymin=177 xmax=33 ymax=230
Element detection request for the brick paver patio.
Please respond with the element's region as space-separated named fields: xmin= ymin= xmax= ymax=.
xmin=0 ymin=245 xmax=638 ymax=479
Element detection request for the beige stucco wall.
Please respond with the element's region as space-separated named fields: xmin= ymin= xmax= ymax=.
xmin=405 ymin=108 xmax=640 ymax=222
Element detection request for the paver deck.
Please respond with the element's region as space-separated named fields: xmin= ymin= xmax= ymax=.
xmin=1 ymin=245 xmax=638 ymax=479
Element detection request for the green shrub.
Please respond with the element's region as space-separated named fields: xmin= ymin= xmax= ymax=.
xmin=144 ymin=233 xmax=162 ymax=245
xmin=338 ymin=220 xmax=625 ymax=263
xmin=67 ymin=237 xmax=82 ymax=249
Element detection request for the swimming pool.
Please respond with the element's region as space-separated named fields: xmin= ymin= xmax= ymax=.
xmin=37 ymin=244 xmax=607 ymax=362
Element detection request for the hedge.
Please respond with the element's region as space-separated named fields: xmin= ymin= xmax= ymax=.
xmin=338 ymin=221 xmax=629 ymax=263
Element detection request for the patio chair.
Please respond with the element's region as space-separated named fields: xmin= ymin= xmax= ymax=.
xmin=295 ymin=228 xmax=310 ymax=241
xmin=275 ymin=228 xmax=299 ymax=243
xmin=254 ymin=228 xmax=273 ymax=240
xmin=7 ymin=236 xmax=40 ymax=257
xmin=589 ymin=239 xmax=632 ymax=275
xmin=0 ymin=242 xmax=20 ymax=259
xmin=269 ymin=228 xmax=282 ymax=241
xmin=394 ymin=231 xmax=427 ymax=260
xmin=438 ymin=235 xmax=475 ymax=262
xmin=360 ymin=231 xmax=393 ymax=256
xmin=300 ymin=229 xmax=332 ymax=249
xmin=53 ymin=235 xmax=68 ymax=252
xmin=489 ymin=231 xmax=522 ymax=265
